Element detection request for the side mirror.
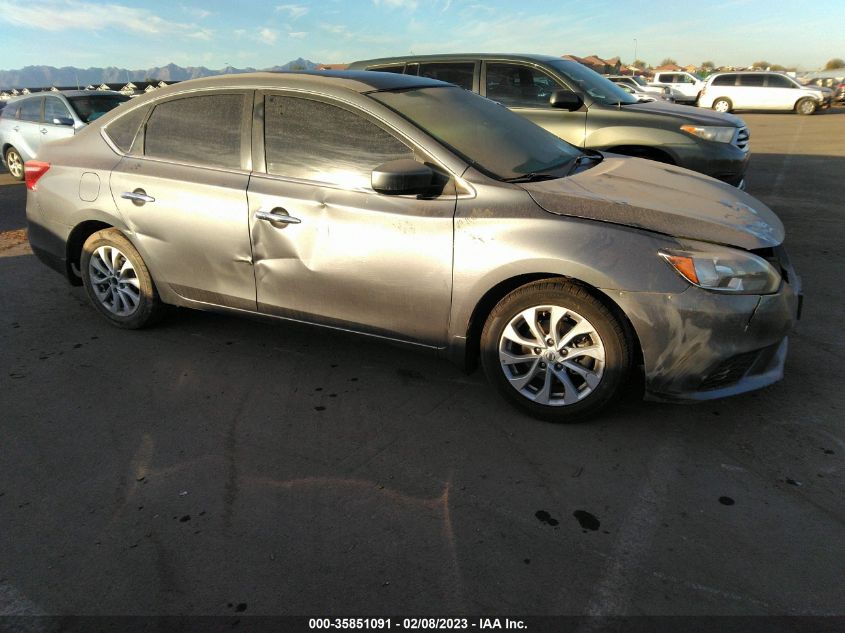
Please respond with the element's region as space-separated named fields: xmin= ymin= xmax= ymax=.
xmin=372 ymin=159 xmax=434 ymax=195
xmin=52 ymin=116 xmax=74 ymax=126
xmin=549 ymin=89 xmax=583 ymax=111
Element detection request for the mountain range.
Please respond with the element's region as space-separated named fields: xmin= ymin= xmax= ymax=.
xmin=0 ymin=58 xmax=320 ymax=89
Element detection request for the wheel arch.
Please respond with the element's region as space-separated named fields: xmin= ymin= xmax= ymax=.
xmin=65 ymin=220 xmax=115 ymax=285
xmin=455 ymin=273 xmax=643 ymax=374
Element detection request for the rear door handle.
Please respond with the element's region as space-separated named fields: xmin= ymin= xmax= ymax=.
xmin=256 ymin=207 xmax=301 ymax=225
xmin=13 ymin=126 xmax=19 ymax=132
xmin=121 ymin=189 xmax=155 ymax=206
xmin=40 ymin=128 xmax=48 ymax=134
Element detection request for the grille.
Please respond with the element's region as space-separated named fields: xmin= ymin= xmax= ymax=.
xmin=734 ymin=127 xmax=750 ymax=152
xmin=700 ymin=350 xmax=759 ymax=390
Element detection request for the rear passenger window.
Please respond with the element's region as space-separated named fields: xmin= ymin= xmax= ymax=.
xmin=144 ymin=94 xmax=244 ymax=169
xmin=485 ymin=63 xmax=559 ymax=108
xmin=370 ymin=65 xmax=404 ymax=74
xmin=417 ymin=63 xmax=475 ymax=90
xmin=740 ymin=74 xmax=765 ymax=87
xmin=264 ymin=94 xmax=413 ymax=189
xmin=105 ymin=105 xmax=149 ymax=153
xmin=712 ymin=75 xmax=737 ymax=86
xmin=19 ymin=98 xmax=42 ymax=122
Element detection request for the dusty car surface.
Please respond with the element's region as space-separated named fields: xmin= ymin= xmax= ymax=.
xmin=25 ymin=71 xmax=801 ymax=422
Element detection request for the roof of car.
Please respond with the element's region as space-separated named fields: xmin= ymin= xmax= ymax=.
xmin=135 ymin=71 xmax=451 ymax=96
xmin=4 ymin=90 xmax=122 ymax=102
xmin=348 ymin=53 xmax=565 ymax=67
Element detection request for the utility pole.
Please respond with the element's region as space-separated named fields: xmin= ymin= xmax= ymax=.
xmin=633 ymin=38 xmax=638 ymax=66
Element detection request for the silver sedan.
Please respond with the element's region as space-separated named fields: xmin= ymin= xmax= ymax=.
xmin=24 ymin=71 xmax=801 ymax=422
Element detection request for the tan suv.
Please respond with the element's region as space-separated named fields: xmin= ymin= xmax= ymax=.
xmin=348 ymin=54 xmax=751 ymax=188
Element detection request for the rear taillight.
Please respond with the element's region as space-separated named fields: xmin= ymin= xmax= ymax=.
xmin=24 ymin=161 xmax=50 ymax=191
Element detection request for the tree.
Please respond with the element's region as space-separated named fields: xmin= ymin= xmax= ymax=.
xmin=700 ymin=60 xmax=715 ymax=70
xmin=632 ymin=59 xmax=649 ymax=69
xmin=825 ymin=58 xmax=845 ymax=70
xmin=751 ymin=60 xmax=770 ymax=69
xmin=770 ymin=64 xmax=787 ymax=71
xmin=659 ymin=57 xmax=677 ymax=67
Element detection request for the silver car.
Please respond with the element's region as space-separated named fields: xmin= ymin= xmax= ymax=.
xmin=1 ymin=90 xmax=128 ymax=180
xmin=25 ymin=72 xmax=802 ymax=422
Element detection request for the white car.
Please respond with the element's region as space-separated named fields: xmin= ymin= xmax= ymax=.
xmin=698 ymin=72 xmax=827 ymax=115
xmin=648 ymin=71 xmax=704 ymax=104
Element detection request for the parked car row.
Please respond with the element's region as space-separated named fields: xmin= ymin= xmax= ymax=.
xmin=0 ymin=90 xmax=128 ymax=180
xmin=22 ymin=70 xmax=801 ymax=422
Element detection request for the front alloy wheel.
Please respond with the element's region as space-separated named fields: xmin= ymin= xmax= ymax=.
xmin=498 ymin=306 xmax=605 ymax=406
xmin=480 ymin=280 xmax=631 ymax=423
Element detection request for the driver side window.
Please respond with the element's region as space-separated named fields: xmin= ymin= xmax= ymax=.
xmin=263 ymin=94 xmax=414 ymax=190
xmin=485 ymin=63 xmax=560 ymax=108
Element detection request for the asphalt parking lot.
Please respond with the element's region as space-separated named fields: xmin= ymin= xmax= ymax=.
xmin=1 ymin=108 xmax=843 ymax=620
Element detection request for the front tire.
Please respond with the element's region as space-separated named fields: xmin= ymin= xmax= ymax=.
xmin=712 ymin=98 xmax=732 ymax=113
xmin=795 ymin=98 xmax=817 ymax=115
xmin=480 ymin=280 xmax=631 ymax=423
xmin=4 ymin=146 xmax=24 ymax=181
xmin=80 ymin=229 xmax=163 ymax=329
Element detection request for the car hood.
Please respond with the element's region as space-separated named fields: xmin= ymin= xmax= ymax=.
xmin=522 ymin=155 xmax=784 ymax=250
xmin=620 ymin=99 xmax=746 ymax=126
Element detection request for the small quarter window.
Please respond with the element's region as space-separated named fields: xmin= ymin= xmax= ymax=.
xmin=740 ymin=74 xmax=765 ymax=87
xmin=104 ymin=106 xmax=149 ymax=153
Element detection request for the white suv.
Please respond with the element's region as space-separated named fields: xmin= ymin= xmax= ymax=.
xmin=698 ymin=72 xmax=826 ymax=115
xmin=648 ymin=71 xmax=704 ymax=104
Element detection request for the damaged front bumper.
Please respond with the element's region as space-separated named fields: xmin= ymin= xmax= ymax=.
xmin=604 ymin=250 xmax=802 ymax=401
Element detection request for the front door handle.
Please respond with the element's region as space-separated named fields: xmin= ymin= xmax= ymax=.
xmin=13 ymin=126 xmax=19 ymax=132
xmin=40 ymin=128 xmax=48 ymax=134
xmin=256 ymin=207 xmax=301 ymax=225
xmin=121 ymin=189 xmax=155 ymax=206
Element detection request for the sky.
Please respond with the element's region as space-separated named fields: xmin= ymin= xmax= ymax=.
xmin=0 ymin=0 xmax=841 ymax=71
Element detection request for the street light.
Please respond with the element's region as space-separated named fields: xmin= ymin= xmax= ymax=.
xmin=633 ymin=38 xmax=638 ymax=66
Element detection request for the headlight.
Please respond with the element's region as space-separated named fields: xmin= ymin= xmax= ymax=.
xmin=680 ymin=125 xmax=736 ymax=143
xmin=659 ymin=248 xmax=781 ymax=294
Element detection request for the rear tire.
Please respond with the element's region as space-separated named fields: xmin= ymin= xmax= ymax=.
xmin=480 ymin=280 xmax=631 ymax=423
xmin=4 ymin=146 xmax=24 ymax=181
xmin=80 ymin=229 xmax=163 ymax=329
xmin=795 ymin=98 xmax=817 ymax=115
xmin=712 ymin=98 xmax=732 ymax=113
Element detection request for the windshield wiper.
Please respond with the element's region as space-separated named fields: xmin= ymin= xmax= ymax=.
xmin=504 ymin=172 xmax=559 ymax=183
xmin=566 ymin=152 xmax=604 ymax=176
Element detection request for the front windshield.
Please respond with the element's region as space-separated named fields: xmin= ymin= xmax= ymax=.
xmin=630 ymin=76 xmax=647 ymax=87
xmin=68 ymin=95 xmax=130 ymax=123
xmin=547 ymin=60 xmax=638 ymax=106
xmin=371 ymin=86 xmax=582 ymax=180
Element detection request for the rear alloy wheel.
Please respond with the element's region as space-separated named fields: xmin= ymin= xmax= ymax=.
xmin=81 ymin=229 xmax=163 ymax=329
xmin=795 ymin=98 xmax=817 ymax=115
xmin=712 ymin=98 xmax=732 ymax=113
xmin=4 ymin=147 xmax=24 ymax=180
xmin=480 ymin=280 xmax=631 ymax=423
